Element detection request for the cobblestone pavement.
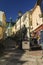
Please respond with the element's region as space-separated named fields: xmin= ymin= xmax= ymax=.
xmin=0 ymin=48 xmax=43 ymax=65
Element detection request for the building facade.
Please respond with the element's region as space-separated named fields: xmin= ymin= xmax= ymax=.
xmin=12 ymin=11 xmax=31 ymax=40
xmin=30 ymin=0 xmax=43 ymax=44
xmin=31 ymin=0 xmax=43 ymax=32
xmin=12 ymin=0 xmax=43 ymax=49
xmin=13 ymin=0 xmax=43 ymax=38
xmin=0 ymin=11 xmax=6 ymax=39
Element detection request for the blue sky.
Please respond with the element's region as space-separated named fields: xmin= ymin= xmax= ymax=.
xmin=0 ymin=0 xmax=37 ymax=22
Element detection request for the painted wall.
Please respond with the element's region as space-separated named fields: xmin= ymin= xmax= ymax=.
xmin=32 ymin=5 xmax=42 ymax=31
xmin=12 ymin=11 xmax=30 ymax=39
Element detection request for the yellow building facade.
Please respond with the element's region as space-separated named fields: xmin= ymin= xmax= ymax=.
xmin=0 ymin=11 xmax=6 ymax=39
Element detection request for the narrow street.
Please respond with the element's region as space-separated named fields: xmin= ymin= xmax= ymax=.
xmin=0 ymin=0 xmax=43 ymax=65
xmin=0 ymin=47 xmax=43 ymax=65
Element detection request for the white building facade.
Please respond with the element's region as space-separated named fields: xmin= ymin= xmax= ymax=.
xmin=13 ymin=11 xmax=31 ymax=40
xmin=12 ymin=0 xmax=43 ymax=49
xmin=13 ymin=0 xmax=43 ymax=36
xmin=31 ymin=0 xmax=43 ymax=32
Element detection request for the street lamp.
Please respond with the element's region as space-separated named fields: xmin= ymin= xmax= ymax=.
xmin=29 ymin=11 xmax=32 ymax=44
xmin=18 ymin=11 xmax=22 ymax=30
xmin=18 ymin=11 xmax=22 ymax=49
xmin=8 ymin=17 xmax=12 ymax=36
xmin=10 ymin=17 xmax=12 ymax=22
xmin=18 ymin=11 xmax=22 ymax=37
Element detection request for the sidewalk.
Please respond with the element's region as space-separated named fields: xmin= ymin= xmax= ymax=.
xmin=0 ymin=49 xmax=43 ymax=65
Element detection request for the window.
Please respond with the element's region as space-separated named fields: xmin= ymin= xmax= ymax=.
xmin=30 ymin=15 xmax=32 ymax=26
xmin=30 ymin=20 xmax=32 ymax=26
xmin=36 ymin=19 xmax=39 ymax=26
xmin=36 ymin=22 xmax=39 ymax=25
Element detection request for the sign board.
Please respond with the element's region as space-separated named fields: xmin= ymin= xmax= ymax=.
xmin=22 ymin=41 xmax=30 ymax=50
